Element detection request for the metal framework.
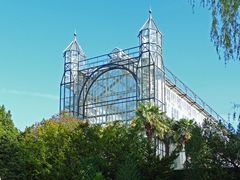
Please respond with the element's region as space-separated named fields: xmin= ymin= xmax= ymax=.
xmin=60 ymin=12 xmax=226 ymax=126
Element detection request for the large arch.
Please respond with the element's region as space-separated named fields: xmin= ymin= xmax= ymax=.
xmin=77 ymin=63 xmax=139 ymax=123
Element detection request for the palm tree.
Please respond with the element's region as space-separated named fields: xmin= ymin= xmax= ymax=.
xmin=133 ymin=103 xmax=170 ymax=141
xmin=133 ymin=103 xmax=194 ymax=157
xmin=160 ymin=118 xmax=194 ymax=157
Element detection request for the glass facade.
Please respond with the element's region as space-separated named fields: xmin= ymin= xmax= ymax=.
xmin=60 ymin=12 xmax=226 ymax=169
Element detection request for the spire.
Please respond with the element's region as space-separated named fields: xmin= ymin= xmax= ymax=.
xmin=138 ymin=9 xmax=160 ymax=36
xmin=64 ymin=31 xmax=85 ymax=56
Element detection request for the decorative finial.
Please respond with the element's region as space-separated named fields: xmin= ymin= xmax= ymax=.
xmin=149 ymin=8 xmax=152 ymax=14
xmin=73 ymin=29 xmax=77 ymax=41
xmin=74 ymin=29 xmax=77 ymax=37
xmin=148 ymin=8 xmax=152 ymax=19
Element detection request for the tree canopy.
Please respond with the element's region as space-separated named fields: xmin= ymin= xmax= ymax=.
xmin=0 ymin=105 xmax=21 ymax=179
xmin=191 ymin=0 xmax=240 ymax=63
xmin=185 ymin=119 xmax=240 ymax=179
xmin=1 ymin=104 xmax=240 ymax=179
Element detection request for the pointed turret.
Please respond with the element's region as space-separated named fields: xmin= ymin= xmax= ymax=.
xmin=138 ymin=10 xmax=165 ymax=111
xmin=63 ymin=32 xmax=86 ymax=83
xmin=60 ymin=32 xmax=86 ymax=116
xmin=138 ymin=9 xmax=163 ymax=51
xmin=63 ymin=32 xmax=86 ymax=59
xmin=139 ymin=9 xmax=160 ymax=36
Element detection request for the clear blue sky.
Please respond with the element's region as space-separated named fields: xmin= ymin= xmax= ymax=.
xmin=0 ymin=0 xmax=239 ymax=130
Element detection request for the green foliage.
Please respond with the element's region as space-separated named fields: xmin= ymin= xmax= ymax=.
xmin=185 ymin=119 xmax=240 ymax=179
xmin=134 ymin=103 xmax=170 ymax=140
xmin=0 ymin=105 xmax=18 ymax=136
xmin=15 ymin=104 xmax=191 ymax=179
xmin=3 ymin=103 xmax=240 ymax=179
xmin=236 ymin=122 xmax=240 ymax=136
xmin=116 ymin=155 xmax=141 ymax=180
xmin=93 ymin=172 xmax=105 ymax=180
xmin=132 ymin=103 xmax=195 ymax=179
xmin=19 ymin=115 xmax=83 ymax=179
xmin=134 ymin=103 xmax=194 ymax=158
xmin=190 ymin=0 xmax=240 ymax=62
xmin=0 ymin=105 xmax=22 ymax=179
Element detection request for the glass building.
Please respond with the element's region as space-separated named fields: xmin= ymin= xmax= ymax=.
xmin=60 ymin=11 xmax=226 ymax=168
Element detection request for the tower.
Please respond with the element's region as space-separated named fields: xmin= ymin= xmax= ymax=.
xmin=138 ymin=10 xmax=165 ymax=110
xmin=60 ymin=33 xmax=86 ymax=116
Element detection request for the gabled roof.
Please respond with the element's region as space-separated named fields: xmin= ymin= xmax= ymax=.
xmin=63 ymin=33 xmax=85 ymax=56
xmin=139 ymin=10 xmax=161 ymax=35
xmin=109 ymin=47 xmax=134 ymax=63
xmin=110 ymin=48 xmax=127 ymax=61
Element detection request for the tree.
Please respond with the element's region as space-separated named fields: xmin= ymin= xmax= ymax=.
xmin=228 ymin=122 xmax=236 ymax=133
xmin=116 ymin=155 xmax=141 ymax=180
xmin=19 ymin=115 xmax=147 ymax=179
xmin=19 ymin=114 xmax=83 ymax=179
xmin=134 ymin=103 xmax=194 ymax=157
xmin=236 ymin=121 xmax=240 ymax=136
xmin=190 ymin=0 xmax=240 ymax=63
xmin=185 ymin=119 xmax=240 ymax=179
xmin=0 ymin=104 xmax=201 ymax=179
xmin=132 ymin=103 xmax=195 ymax=179
xmin=0 ymin=105 xmax=22 ymax=179
xmin=133 ymin=103 xmax=170 ymax=141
